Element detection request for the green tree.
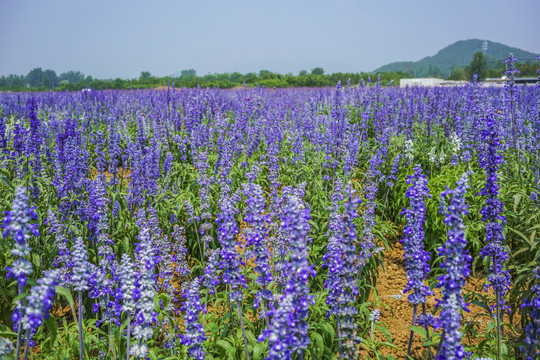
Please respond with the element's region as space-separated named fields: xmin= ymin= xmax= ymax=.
xmin=230 ymin=72 xmax=242 ymax=83
xmin=259 ymin=70 xmax=273 ymax=79
xmin=113 ymin=78 xmax=124 ymax=89
xmin=181 ymin=69 xmax=196 ymax=78
xmin=7 ymin=75 xmax=25 ymax=88
xmin=311 ymin=67 xmax=324 ymax=75
xmin=25 ymin=67 xmax=44 ymax=87
xmin=466 ymin=51 xmax=488 ymax=81
xmin=43 ymin=69 xmax=58 ymax=88
xmin=449 ymin=67 xmax=467 ymax=81
xmin=140 ymin=71 xmax=151 ymax=80
xmin=60 ymin=70 xmax=85 ymax=84
xmin=299 ymin=70 xmax=307 ymax=76
xmin=42 ymin=75 xmax=50 ymax=88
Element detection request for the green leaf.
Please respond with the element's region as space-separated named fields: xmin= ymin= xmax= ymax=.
xmin=500 ymin=341 xmax=508 ymax=360
xmin=513 ymin=193 xmax=522 ymax=213
xmin=407 ymin=325 xmax=426 ymax=338
xmin=43 ymin=315 xmax=58 ymax=351
xmin=216 ymin=339 xmax=237 ymax=359
xmin=55 ymin=286 xmax=78 ymax=327
xmin=252 ymin=343 xmax=265 ymax=360
xmin=312 ymin=332 xmax=324 ymax=357
xmin=379 ymin=342 xmax=402 ymax=351
xmin=0 ymin=330 xmax=17 ymax=339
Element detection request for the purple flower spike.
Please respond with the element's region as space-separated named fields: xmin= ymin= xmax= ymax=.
xmin=4 ymin=186 xmax=37 ymax=290
xmin=242 ymin=182 xmax=272 ymax=308
xmin=479 ymin=116 xmax=510 ymax=306
xmin=436 ymin=172 xmax=472 ymax=360
xmin=338 ymin=183 xmax=362 ymax=357
xmin=261 ymin=194 xmax=315 ymax=359
xmin=179 ymin=279 xmax=206 ymax=360
xmin=23 ymin=270 xmax=60 ymax=333
xmin=401 ymin=164 xmax=432 ymax=304
xmin=521 ymin=268 xmax=540 ymax=360
xmin=217 ymin=189 xmax=245 ymax=302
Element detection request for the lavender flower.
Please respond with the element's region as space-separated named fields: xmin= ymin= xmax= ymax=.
xmin=369 ymin=309 xmax=380 ymax=323
xmin=416 ymin=313 xmax=435 ymax=328
xmin=436 ymin=172 xmax=472 ymax=360
xmin=163 ymin=151 xmax=174 ymax=176
xmin=179 ymin=279 xmax=206 ymax=360
xmin=217 ymin=190 xmax=245 ymax=302
xmin=202 ymin=249 xmax=220 ymax=293
xmin=479 ymin=116 xmax=510 ymax=306
xmin=242 ymin=182 xmax=272 ymax=308
xmin=71 ymin=237 xmax=90 ymax=292
xmin=261 ymin=194 xmax=315 ymax=359
xmin=46 ymin=210 xmax=71 ymax=282
xmin=520 ymin=268 xmax=540 ymax=360
xmin=0 ymin=337 xmax=13 ymax=358
xmin=171 ymin=225 xmax=190 ymax=277
xmin=131 ymin=221 xmax=156 ymax=359
xmin=401 ymin=164 xmax=432 ymax=304
xmin=404 ymin=139 xmax=414 ymax=163
xmin=323 ymin=178 xmax=345 ymax=316
xmin=4 ymin=186 xmax=38 ymax=288
xmin=119 ymin=254 xmax=137 ymax=314
xmin=185 ymin=200 xmax=199 ymax=224
xmin=337 ymin=184 xmax=361 ymax=357
xmin=112 ymin=200 xmax=120 ymax=218
xmin=386 ymin=154 xmax=401 ymax=188
xmin=23 ymin=270 xmax=60 ymax=333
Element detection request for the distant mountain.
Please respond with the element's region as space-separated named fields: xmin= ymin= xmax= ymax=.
xmin=373 ymin=39 xmax=539 ymax=78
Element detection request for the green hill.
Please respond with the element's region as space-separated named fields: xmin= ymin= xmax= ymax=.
xmin=374 ymin=39 xmax=539 ymax=78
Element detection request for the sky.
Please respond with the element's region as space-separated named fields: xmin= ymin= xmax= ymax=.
xmin=1 ymin=0 xmax=539 ymax=79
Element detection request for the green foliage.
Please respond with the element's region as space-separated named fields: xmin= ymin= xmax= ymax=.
xmin=139 ymin=71 xmax=152 ymax=80
xmin=449 ymin=67 xmax=467 ymax=81
xmin=466 ymin=52 xmax=488 ymax=81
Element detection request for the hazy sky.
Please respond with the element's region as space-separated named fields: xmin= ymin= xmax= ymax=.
xmin=1 ymin=0 xmax=539 ymax=79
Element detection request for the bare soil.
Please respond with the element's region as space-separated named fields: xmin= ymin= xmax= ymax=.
xmin=361 ymin=239 xmax=520 ymax=359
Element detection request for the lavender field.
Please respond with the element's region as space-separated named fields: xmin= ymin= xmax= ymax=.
xmin=0 ymin=69 xmax=539 ymax=359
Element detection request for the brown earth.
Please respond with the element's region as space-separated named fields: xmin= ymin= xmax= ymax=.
xmin=361 ymin=239 xmax=521 ymax=360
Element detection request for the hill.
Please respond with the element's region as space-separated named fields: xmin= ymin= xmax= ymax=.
xmin=373 ymin=39 xmax=538 ymax=78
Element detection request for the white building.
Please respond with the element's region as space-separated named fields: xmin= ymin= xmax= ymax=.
xmin=400 ymin=78 xmax=444 ymax=88
xmin=400 ymin=78 xmax=468 ymax=87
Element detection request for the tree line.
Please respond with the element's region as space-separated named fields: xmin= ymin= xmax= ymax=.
xmin=0 ymin=67 xmax=412 ymax=92
xmin=1 ymin=60 xmax=537 ymax=92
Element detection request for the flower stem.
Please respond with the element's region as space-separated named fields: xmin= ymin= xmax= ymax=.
xmin=126 ymin=310 xmax=131 ymax=360
xmin=236 ymin=300 xmax=251 ymax=360
xmin=22 ymin=329 xmax=30 ymax=360
xmin=407 ymin=303 xmax=418 ymax=358
xmin=436 ymin=330 xmax=445 ymax=357
xmin=422 ymin=303 xmax=433 ymax=360
xmin=78 ymin=291 xmax=84 ymax=360
xmin=15 ymin=284 xmax=23 ymax=360
xmin=338 ymin=317 xmax=342 ymax=357
xmin=15 ymin=325 xmax=22 ymax=360
xmin=496 ymin=291 xmax=502 ymax=360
